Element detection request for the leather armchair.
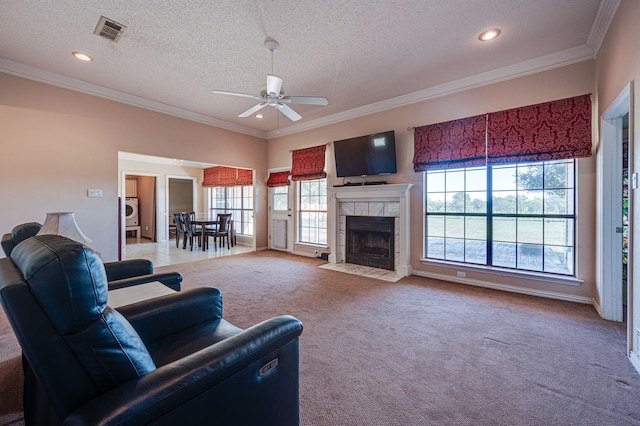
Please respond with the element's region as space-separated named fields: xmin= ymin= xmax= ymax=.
xmin=2 ymin=222 xmax=182 ymax=291
xmin=0 ymin=235 xmax=303 ymax=425
xmin=104 ymin=258 xmax=183 ymax=291
xmin=1 ymin=221 xmax=42 ymax=257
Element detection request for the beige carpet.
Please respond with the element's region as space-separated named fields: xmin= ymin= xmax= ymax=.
xmin=2 ymin=250 xmax=640 ymax=425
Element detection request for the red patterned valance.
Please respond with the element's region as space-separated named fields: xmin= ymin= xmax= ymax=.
xmin=236 ymin=168 xmax=253 ymax=186
xmin=203 ymin=166 xmax=253 ymax=187
xmin=413 ymin=115 xmax=487 ymax=172
xmin=267 ymin=170 xmax=291 ymax=187
xmin=487 ymin=94 xmax=592 ymax=164
xmin=291 ymin=144 xmax=327 ymax=181
xmin=412 ymin=94 xmax=592 ymax=171
xmin=202 ymin=167 xmax=219 ymax=187
xmin=217 ymin=166 xmax=237 ymax=186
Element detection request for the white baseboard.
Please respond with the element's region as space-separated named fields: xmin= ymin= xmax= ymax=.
xmin=412 ymin=270 xmax=593 ymax=304
xmin=293 ymin=249 xmax=320 ymax=258
xmin=592 ymin=298 xmax=605 ymax=317
xmin=629 ymin=351 xmax=640 ymax=376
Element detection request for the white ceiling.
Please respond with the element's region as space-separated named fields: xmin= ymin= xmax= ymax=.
xmin=0 ymin=0 xmax=617 ymax=139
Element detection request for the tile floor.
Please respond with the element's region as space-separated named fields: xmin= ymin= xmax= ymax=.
xmin=123 ymin=237 xmax=254 ymax=267
xmin=319 ymin=262 xmax=403 ymax=282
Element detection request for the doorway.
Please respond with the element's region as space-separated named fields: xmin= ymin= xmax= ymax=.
xmin=124 ymin=174 xmax=157 ymax=243
xmin=168 ymin=177 xmax=196 ymax=238
xmin=599 ymin=82 xmax=633 ymax=356
xmin=268 ymin=175 xmax=293 ymax=252
xmin=623 ymin=113 xmax=630 ymax=316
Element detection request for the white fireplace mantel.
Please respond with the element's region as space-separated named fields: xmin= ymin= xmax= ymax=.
xmin=328 ymin=183 xmax=413 ymax=276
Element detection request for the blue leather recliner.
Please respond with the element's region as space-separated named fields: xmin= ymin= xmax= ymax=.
xmin=0 ymin=235 xmax=303 ymax=425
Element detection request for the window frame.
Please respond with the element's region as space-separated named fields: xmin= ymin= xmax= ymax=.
xmin=297 ymin=178 xmax=327 ymax=246
xmin=424 ymin=160 xmax=577 ymax=277
xmin=209 ymin=185 xmax=254 ymax=236
xmin=272 ymin=185 xmax=289 ymax=212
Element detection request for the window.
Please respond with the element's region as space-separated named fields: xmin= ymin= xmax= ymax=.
xmin=298 ymin=179 xmax=327 ymax=245
xmin=425 ymin=160 xmax=575 ymax=275
xmin=273 ymin=186 xmax=289 ymax=211
xmin=210 ymin=186 xmax=254 ymax=236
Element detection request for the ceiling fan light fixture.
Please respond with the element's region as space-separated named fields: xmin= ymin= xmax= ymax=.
xmin=478 ymin=28 xmax=501 ymax=41
xmin=211 ymin=38 xmax=328 ymax=122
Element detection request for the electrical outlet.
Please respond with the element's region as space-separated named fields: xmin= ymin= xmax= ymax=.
xmin=456 ymin=271 xmax=466 ymax=278
xmin=314 ymin=250 xmax=319 ymax=257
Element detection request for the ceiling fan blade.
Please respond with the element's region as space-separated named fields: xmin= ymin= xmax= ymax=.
xmin=267 ymin=74 xmax=283 ymax=96
xmin=212 ymin=90 xmax=263 ymax=101
xmin=238 ymin=102 xmax=268 ymax=118
xmin=277 ymin=103 xmax=302 ymax=121
xmin=281 ymin=96 xmax=329 ymax=106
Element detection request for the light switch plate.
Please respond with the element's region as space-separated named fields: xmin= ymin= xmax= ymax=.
xmin=632 ymin=173 xmax=638 ymax=189
xmin=87 ymin=189 xmax=103 ymax=198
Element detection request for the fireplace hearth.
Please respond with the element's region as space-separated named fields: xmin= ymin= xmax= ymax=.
xmin=346 ymin=216 xmax=394 ymax=271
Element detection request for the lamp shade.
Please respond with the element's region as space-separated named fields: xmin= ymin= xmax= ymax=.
xmin=36 ymin=212 xmax=93 ymax=245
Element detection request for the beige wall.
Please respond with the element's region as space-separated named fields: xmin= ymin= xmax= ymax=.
xmin=0 ymin=73 xmax=267 ymax=260
xmin=595 ymin=0 xmax=640 ymax=352
xmin=269 ymin=61 xmax=596 ymax=300
xmin=1 ymin=30 xmax=623 ymax=305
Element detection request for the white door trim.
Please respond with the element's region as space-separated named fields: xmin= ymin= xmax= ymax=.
xmin=598 ymin=82 xmax=632 ymax=332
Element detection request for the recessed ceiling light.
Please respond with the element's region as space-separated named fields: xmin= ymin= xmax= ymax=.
xmin=255 ymin=114 xmax=264 ymax=119
xmin=72 ymin=51 xmax=93 ymax=62
xmin=478 ymin=28 xmax=501 ymax=42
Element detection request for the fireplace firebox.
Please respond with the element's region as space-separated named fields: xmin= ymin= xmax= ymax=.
xmin=346 ymin=216 xmax=394 ymax=271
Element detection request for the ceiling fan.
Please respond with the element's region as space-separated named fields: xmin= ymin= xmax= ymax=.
xmin=212 ymin=39 xmax=328 ymax=122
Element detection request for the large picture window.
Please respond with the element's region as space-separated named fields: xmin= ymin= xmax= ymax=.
xmin=298 ymin=179 xmax=327 ymax=245
xmin=425 ymin=159 xmax=575 ymax=275
xmin=210 ymin=186 xmax=254 ymax=236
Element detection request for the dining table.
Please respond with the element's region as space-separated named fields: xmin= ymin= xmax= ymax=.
xmin=191 ymin=213 xmax=235 ymax=251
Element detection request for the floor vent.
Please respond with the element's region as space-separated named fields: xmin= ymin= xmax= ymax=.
xmin=94 ymin=16 xmax=126 ymax=42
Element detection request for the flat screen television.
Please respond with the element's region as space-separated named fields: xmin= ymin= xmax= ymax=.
xmin=334 ymin=130 xmax=397 ymax=178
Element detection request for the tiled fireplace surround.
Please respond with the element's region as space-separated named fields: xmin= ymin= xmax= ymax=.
xmin=328 ymin=183 xmax=414 ymax=276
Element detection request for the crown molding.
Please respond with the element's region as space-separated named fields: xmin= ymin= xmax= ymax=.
xmin=266 ymin=44 xmax=595 ymax=139
xmin=0 ymin=58 xmax=267 ymax=139
xmin=1 ymin=40 xmax=600 ymax=143
xmin=587 ymin=0 xmax=621 ymax=55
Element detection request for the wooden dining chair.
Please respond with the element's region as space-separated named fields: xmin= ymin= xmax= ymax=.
xmin=172 ymin=213 xmax=186 ymax=248
xmin=182 ymin=212 xmax=202 ymax=251
xmin=211 ymin=213 xmax=232 ymax=249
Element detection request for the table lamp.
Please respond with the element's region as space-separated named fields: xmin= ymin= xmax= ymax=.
xmin=36 ymin=212 xmax=93 ymax=245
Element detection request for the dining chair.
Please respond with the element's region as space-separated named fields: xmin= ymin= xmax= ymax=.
xmin=201 ymin=219 xmax=218 ymax=251
xmin=182 ymin=212 xmax=202 ymax=251
xmin=211 ymin=213 xmax=232 ymax=249
xmin=172 ymin=213 xmax=186 ymax=249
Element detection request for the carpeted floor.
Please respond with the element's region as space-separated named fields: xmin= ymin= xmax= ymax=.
xmin=2 ymin=250 xmax=640 ymax=425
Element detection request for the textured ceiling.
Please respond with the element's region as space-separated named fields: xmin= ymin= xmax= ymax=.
xmin=0 ymin=0 xmax=616 ymax=139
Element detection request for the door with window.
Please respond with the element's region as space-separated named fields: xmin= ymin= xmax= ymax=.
xmin=269 ymin=184 xmax=293 ymax=252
